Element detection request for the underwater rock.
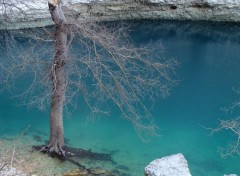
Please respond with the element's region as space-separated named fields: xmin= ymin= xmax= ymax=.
xmin=144 ymin=153 xmax=191 ymax=176
xmin=115 ymin=165 xmax=130 ymax=171
xmin=63 ymin=167 xmax=117 ymax=176
xmin=224 ymin=174 xmax=238 ymax=176
xmin=63 ymin=168 xmax=88 ymax=176
xmin=90 ymin=168 xmax=113 ymax=175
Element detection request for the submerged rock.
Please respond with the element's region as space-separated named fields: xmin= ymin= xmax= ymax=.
xmin=63 ymin=168 xmax=88 ymax=176
xmin=115 ymin=164 xmax=130 ymax=171
xmin=63 ymin=167 xmax=116 ymax=176
xmin=144 ymin=153 xmax=191 ymax=176
xmin=90 ymin=168 xmax=113 ymax=175
xmin=224 ymin=174 xmax=238 ymax=176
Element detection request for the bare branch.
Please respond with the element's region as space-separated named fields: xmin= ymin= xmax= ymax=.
xmin=60 ymin=20 xmax=178 ymax=137
xmin=0 ymin=1 xmax=177 ymax=140
xmin=208 ymin=117 xmax=240 ymax=157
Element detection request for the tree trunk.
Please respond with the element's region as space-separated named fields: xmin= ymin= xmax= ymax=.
xmin=41 ymin=0 xmax=67 ymax=157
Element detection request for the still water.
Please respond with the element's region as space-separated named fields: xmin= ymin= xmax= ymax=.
xmin=1 ymin=20 xmax=240 ymax=175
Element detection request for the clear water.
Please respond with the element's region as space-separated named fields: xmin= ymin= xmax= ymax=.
xmin=1 ymin=20 xmax=240 ymax=175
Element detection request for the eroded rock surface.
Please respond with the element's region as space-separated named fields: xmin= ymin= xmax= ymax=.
xmin=144 ymin=153 xmax=191 ymax=176
xmin=1 ymin=0 xmax=240 ymax=29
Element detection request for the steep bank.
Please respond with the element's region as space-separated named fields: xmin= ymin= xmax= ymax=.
xmin=0 ymin=0 xmax=240 ymax=29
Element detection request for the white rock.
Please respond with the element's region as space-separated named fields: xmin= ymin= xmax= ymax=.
xmin=149 ymin=0 xmax=239 ymax=4
xmin=1 ymin=0 xmax=240 ymax=29
xmin=224 ymin=174 xmax=238 ymax=176
xmin=144 ymin=153 xmax=191 ymax=176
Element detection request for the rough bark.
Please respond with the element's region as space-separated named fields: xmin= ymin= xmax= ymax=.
xmin=41 ymin=0 xmax=67 ymax=157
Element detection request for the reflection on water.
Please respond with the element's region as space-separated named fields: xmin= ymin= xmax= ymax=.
xmin=1 ymin=20 xmax=240 ymax=175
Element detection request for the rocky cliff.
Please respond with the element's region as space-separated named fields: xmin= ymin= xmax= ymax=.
xmin=0 ymin=0 xmax=240 ymax=29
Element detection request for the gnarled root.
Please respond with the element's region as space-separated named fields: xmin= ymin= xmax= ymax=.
xmin=33 ymin=144 xmax=113 ymax=163
xmin=40 ymin=144 xmax=66 ymax=159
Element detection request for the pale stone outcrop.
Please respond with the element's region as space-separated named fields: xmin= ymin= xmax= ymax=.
xmin=1 ymin=0 xmax=240 ymax=29
xmin=144 ymin=153 xmax=191 ymax=176
xmin=0 ymin=0 xmax=50 ymax=29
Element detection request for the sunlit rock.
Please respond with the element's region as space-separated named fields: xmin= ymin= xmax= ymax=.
xmin=144 ymin=153 xmax=191 ymax=176
xmin=1 ymin=0 xmax=240 ymax=29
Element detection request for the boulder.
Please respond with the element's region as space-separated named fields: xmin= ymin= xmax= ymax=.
xmin=144 ymin=153 xmax=191 ymax=176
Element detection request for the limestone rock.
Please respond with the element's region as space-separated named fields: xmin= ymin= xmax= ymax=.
xmin=144 ymin=153 xmax=191 ymax=176
xmin=1 ymin=0 xmax=240 ymax=29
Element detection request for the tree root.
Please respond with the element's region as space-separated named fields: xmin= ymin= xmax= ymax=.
xmin=39 ymin=145 xmax=66 ymax=160
xmin=33 ymin=145 xmax=113 ymax=163
xmin=33 ymin=145 xmax=128 ymax=175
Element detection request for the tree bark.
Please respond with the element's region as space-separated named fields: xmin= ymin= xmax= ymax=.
xmin=41 ymin=0 xmax=67 ymax=157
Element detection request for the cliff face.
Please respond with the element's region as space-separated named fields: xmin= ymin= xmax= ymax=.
xmin=0 ymin=0 xmax=240 ymax=29
xmin=0 ymin=0 xmax=50 ymax=29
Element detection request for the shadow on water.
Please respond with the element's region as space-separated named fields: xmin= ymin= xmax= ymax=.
xmin=33 ymin=145 xmax=114 ymax=162
xmin=33 ymin=145 xmax=132 ymax=176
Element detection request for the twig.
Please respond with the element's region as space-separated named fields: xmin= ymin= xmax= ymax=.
xmin=0 ymin=163 xmax=7 ymax=171
xmin=10 ymin=125 xmax=31 ymax=168
xmin=10 ymin=144 xmax=15 ymax=169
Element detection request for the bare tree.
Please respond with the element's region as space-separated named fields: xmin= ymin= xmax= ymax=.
xmin=208 ymin=88 xmax=240 ymax=157
xmin=0 ymin=0 xmax=177 ymax=158
xmin=208 ymin=118 xmax=240 ymax=157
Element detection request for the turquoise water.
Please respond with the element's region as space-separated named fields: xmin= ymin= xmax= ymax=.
xmin=1 ymin=21 xmax=240 ymax=175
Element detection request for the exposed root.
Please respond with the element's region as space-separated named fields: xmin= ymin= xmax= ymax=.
xmin=34 ymin=145 xmax=113 ymax=163
xmin=39 ymin=145 xmax=66 ymax=160
xmin=31 ymin=145 xmax=130 ymax=175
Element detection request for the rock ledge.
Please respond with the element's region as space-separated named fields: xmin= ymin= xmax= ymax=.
xmin=1 ymin=0 xmax=240 ymax=29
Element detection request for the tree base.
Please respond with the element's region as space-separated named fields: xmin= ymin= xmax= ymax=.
xmin=33 ymin=145 xmax=130 ymax=175
xmin=39 ymin=145 xmax=66 ymax=160
xmin=33 ymin=145 xmax=113 ymax=162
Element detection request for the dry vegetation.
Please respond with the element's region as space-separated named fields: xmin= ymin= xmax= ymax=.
xmin=0 ymin=135 xmax=78 ymax=176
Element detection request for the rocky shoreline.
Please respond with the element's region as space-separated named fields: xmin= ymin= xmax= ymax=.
xmin=0 ymin=0 xmax=240 ymax=30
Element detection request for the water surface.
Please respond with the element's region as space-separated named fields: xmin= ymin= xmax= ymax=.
xmin=1 ymin=20 xmax=240 ymax=176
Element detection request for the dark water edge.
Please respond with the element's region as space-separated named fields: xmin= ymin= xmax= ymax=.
xmin=1 ymin=20 xmax=240 ymax=175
